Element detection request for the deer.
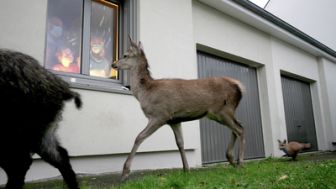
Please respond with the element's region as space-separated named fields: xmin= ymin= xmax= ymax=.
xmin=112 ymin=37 xmax=246 ymax=181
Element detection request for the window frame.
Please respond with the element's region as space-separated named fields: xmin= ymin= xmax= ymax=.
xmin=44 ymin=0 xmax=137 ymax=94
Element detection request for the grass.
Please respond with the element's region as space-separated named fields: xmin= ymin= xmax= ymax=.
xmin=18 ymin=155 xmax=336 ymax=189
xmin=117 ymin=158 xmax=336 ymax=189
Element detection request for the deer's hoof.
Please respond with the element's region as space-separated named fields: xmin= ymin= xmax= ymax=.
xmin=120 ymin=169 xmax=130 ymax=182
xmin=183 ymin=168 xmax=190 ymax=173
xmin=237 ymin=160 xmax=244 ymax=166
xmin=235 ymin=163 xmax=244 ymax=169
xmin=227 ymin=160 xmax=236 ymax=167
xmin=120 ymin=174 xmax=129 ymax=182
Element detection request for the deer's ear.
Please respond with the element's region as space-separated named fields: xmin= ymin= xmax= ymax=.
xmin=128 ymin=34 xmax=132 ymax=42
xmin=128 ymin=34 xmax=137 ymax=47
xmin=138 ymin=41 xmax=144 ymax=52
xmin=138 ymin=41 xmax=143 ymax=50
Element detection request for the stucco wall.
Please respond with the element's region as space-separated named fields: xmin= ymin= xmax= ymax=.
xmin=0 ymin=0 xmax=201 ymax=184
xmin=192 ymin=1 xmax=334 ymax=157
xmin=193 ymin=0 xmax=282 ymax=157
xmin=0 ymin=0 xmax=47 ymax=60
xmin=1 ymin=0 xmax=335 ymax=185
xmin=266 ymin=0 xmax=336 ymax=51
xmin=137 ymin=0 xmax=200 ymax=154
xmin=193 ymin=1 xmax=272 ymax=65
xmin=323 ymin=60 xmax=336 ymax=146
xmin=270 ymin=38 xmax=329 ymax=151
xmin=318 ymin=58 xmax=336 ymax=150
xmin=0 ymin=0 xmax=199 ymax=155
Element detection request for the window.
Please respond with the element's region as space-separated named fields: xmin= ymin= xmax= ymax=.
xmin=90 ymin=1 xmax=118 ymax=79
xmin=44 ymin=0 xmax=136 ymax=92
xmin=45 ymin=0 xmax=84 ymax=75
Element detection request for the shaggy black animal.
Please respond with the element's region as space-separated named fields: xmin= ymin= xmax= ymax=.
xmin=0 ymin=49 xmax=82 ymax=189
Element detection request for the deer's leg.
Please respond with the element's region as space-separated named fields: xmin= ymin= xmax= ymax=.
xmin=226 ymin=131 xmax=237 ymax=165
xmin=210 ymin=109 xmax=245 ymax=166
xmin=233 ymin=118 xmax=245 ymax=165
xmin=224 ymin=118 xmax=245 ymax=166
xmin=121 ymin=119 xmax=163 ymax=181
xmin=170 ymin=123 xmax=189 ymax=172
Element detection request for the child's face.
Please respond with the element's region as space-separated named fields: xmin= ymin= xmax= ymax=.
xmin=91 ymin=37 xmax=104 ymax=54
xmin=57 ymin=48 xmax=74 ymax=67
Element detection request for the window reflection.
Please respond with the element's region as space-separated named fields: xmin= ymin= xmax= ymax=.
xmin=45 ymin=0 xmax=119 ymax=79
xmin=45 ymin=0 xmax=83 ymax=74
xmin=90 ymin=0 xmax=118 ymax=79
xmin=53 ymin=48 xmax=80 ymax=73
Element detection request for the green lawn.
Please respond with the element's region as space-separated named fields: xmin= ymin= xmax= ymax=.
xmin=21 ymin=155 xmax=336 ymax=189
xmin=117 ymin=158 xmax=336 ymax=189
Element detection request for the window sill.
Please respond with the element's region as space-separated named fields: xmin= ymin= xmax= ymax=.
xmin=70 ymin=81 xmax=132 ymax=95
xmin=53 ymin=71 xmax=132 ymax=95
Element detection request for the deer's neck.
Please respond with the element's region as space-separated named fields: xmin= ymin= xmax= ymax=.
xmin=130 ymin=57 xmax=153 ymax=99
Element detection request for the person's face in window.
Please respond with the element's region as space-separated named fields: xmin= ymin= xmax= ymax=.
xmin=48 ymin=17 xmax=63 ymax=38
xmin=57 ymin=48 xmax=74 ymax=67
xmin=91 ymin=36 xmax=105 ymax=56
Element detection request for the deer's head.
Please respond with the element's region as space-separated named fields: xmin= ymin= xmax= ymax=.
xmin=112 ymin=36 xmax=145 ymax=70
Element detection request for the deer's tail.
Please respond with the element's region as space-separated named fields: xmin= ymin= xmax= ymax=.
xmin=226 ymin=77 xmax=246 ymax=108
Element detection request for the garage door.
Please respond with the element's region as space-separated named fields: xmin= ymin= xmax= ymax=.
xmin=281 ymin=76 xmax=318 ymax=151
xmin=197 ymin=51 xmax=265 ymax=164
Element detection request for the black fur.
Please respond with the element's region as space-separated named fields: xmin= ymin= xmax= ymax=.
xmin=0 ymin=49 xmax=81 ymax=189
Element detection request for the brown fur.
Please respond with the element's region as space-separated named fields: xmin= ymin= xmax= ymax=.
xmin=278 ymin=139 xmax=311 ymax=160
xmin=112 ymin=37 xmax=245 ymax=181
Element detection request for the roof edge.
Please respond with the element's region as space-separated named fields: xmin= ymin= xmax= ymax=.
xmin=198 ymin=0 xmax=336 ymax=62
xmin=234 ymin=0 xmax=336 ymax=59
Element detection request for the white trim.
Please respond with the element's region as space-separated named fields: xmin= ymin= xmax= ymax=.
xmin=198 ymin=0 xmax=336 ymax=63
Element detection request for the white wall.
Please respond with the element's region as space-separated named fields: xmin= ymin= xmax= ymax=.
xmin=270 ymin=38 xmax=329 ymax=151
xmin=0 ymin=0 xmax=47 ymax=61
xmin=266 ymin=0 xmax=336 ymax=51
xmin=138 ymin=0 xmax=201 ymax=152
xmin=318 ymin=58 xmax=336 ymax=150
xmin=192 ymin=0 xmax=335 ymax=157
xmin=1 ymin=0 xmax=336 ymax=185
xmin=193 ymin=0 xmax=285 ymax=157
xmin=0 ymin=0 xmax=201 ymax=184
xmin=193 ymin=1 xmax=272 ymax=64
xmin=139 ymin=0 xmax=197 ymax=79
xmin=58 ymin=0 xmax=201 ymax=157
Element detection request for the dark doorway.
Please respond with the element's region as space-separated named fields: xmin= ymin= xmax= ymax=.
xmin=197 ymin=51 xmax=265 ymax=164
xmin=281 ymin=76 xmax=318 ymax=151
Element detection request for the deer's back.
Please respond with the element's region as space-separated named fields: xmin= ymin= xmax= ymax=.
xmin=139 ymin=76 xmax=242 ymax=119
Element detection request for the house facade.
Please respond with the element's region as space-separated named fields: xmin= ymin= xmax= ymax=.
xmin=0 ymin=0 xmax=335 ymax=183
xmin=266 ymin=0 xmax=336 ymax=51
